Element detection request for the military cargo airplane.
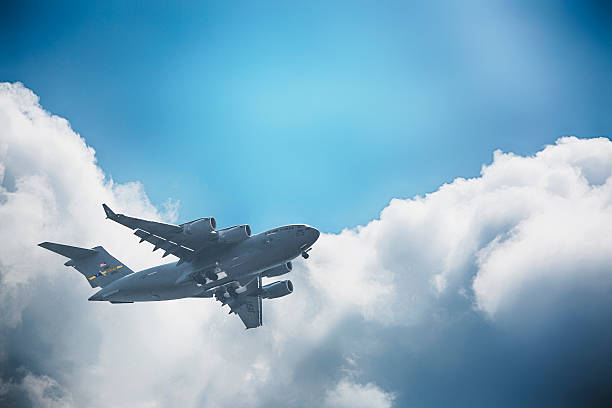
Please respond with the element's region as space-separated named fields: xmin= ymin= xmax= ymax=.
xmin=39 ymin=204 xmax=319 ymax=329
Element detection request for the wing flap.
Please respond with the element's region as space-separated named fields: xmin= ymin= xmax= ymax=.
xmin=133 ymin=229 xmax=195 ymax=261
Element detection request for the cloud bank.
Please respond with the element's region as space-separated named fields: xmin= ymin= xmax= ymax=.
xmin=1 ymin=82 xmax=612 ymax=407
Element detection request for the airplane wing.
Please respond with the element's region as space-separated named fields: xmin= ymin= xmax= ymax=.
xmin=132 ymin=229 xmax=196 ymax=263
xmin=232 ymin=293 xmax=262 ymax=329
xmin=230 ymin=276 xmax=263 ymax=329
xmin=103 ymin=204 xmax=182 ymax=235
xmin=212 ymin=276 xmax=263 ymax=329
xmin=102 ymin=204 xmax=213 ymax=264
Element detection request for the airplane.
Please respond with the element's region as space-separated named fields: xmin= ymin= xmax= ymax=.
xmin=38 ymin=204 xmax=320 ymax=329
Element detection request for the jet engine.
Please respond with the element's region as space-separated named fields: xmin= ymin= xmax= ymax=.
xmin=260 ymin=280 xmax=293 ymax=299
xmin=218 ymin=225 xmax=251 ymax=244
xmin=262 ymin=261 xmax=293 ymax=278
xmin=182 ymin=217 xmax=216 ymax=237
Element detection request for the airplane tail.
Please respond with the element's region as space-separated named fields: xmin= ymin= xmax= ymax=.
xmin=39 ymin=242 xmax=133 ymax=288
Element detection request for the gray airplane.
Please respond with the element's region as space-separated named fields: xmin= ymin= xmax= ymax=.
xmin=39 ymin=204 xmax=319 ymax=329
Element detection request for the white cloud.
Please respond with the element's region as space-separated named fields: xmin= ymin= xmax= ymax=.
xmin=306 ymin=136 xmax=612 ymax=331
xmin=2 ymin=82 xmax=612 ymax=406
xmin=0 ymin=372 xmax=74 ymax=408
xmin=324 ymin=379 xmax=395 ymax=408
xmin=21 ymin=372 xmax=74 ymax=408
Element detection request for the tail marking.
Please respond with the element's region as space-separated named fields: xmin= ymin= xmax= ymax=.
xmin=88 ymin=264 xmax=124 ymax=281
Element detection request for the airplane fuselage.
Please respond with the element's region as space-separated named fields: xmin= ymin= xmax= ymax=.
xmin=89 ymin=224 xmax=319 ymax=303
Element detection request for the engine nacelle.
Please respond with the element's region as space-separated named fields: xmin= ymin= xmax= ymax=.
xmin=262 ymin=262 xmax=293 ymax=278
xmin=260 ymin=280 xmax=293 ymax=299
xmin=218 ymin=224 xmax=251 ymax=244
xmin=182 ymin=217 xmax=216 ymax=236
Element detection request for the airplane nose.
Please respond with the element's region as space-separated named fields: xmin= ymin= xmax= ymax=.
xmin=309 ymin=227 xmax=320 ymax=243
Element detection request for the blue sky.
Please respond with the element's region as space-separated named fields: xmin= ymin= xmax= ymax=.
xmin=3 ymin=3 xmax=612 ymax=407
xmin=2 ymin=0 xmax=612 ymax=232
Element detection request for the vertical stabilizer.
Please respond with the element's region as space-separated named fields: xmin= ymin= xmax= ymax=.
xmin=39 ymin=242 xmax=133 ymax=288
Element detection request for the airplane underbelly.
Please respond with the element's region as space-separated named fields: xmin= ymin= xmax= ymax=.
xmin=110 ymin=282 xmax=201 ymax=302
xmin=225 ymin=253 xmax=275 ymax=277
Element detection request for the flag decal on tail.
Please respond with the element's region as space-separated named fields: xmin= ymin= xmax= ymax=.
xmin=88 ymin=264 xmax=124 ymax=280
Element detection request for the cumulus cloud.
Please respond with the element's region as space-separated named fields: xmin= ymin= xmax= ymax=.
xmin=1 ymin=370 xmax=76 ymax=408
xmin=19 ymin=372 xmax=74 ymax=408
xmin=324 ymin=379 xmax=394 ymax=408
xmin=1 ymin=82 xmax=612 ymax=407
xmin=310 ymin=136 xmax=612 ymax=327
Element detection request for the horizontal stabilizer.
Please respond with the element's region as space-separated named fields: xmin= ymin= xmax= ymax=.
xmin=38 ymin=242 xmax=97 ymax=259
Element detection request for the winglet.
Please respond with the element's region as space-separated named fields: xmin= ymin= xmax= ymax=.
xmin=102 ymin=203 xmax=117 ymax=219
